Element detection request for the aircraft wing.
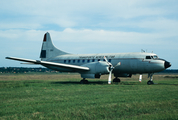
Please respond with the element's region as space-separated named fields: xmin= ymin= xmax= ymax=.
xmin=6 ymin=57 xmax=90 ymax=71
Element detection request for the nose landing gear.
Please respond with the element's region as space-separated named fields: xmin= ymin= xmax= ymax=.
xmin=147 ymin=73 xmax=154 ymax=85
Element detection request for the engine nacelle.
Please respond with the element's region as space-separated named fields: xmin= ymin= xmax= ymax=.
xmin=80 ymin=61 xmax=109 ymax=78
xmin=81 ymin=74 xmax=101 ymax=79
xmin=114 ymin=73 xmax=132 ymax=77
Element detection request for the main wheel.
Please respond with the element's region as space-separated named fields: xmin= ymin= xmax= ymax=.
xmin=80 ymin=80 xmax=88 ymax=84
xmin=113 ymin=78 xmax=121 ymax=82
xmin=147 ymin=81 xmax=154 ymax=85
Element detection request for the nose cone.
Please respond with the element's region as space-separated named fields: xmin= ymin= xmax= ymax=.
xmin=165 ymin=61 xmax=171 ymax=69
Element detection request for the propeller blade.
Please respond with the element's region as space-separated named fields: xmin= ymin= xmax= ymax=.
xmin=139 ymin=75 xmax=142 ymax=82
xmin=104 ymin=56 xmax=110 ymax=64
xmin=104 ymin=56 xmax=114 ymax=84
xmin=108 ymin=70 xmax=112 ymax=84
xmin=114 ymin=62 xmax=121 ymax=67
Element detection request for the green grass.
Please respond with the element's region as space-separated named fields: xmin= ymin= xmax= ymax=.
xmin=0 ymin=74 xmax=178 ymax=120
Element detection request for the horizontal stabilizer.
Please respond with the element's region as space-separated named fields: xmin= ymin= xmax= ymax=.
xmin=6 ymin=57 xmax=89 ymax=71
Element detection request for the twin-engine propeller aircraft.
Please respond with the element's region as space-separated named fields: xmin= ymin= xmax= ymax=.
xmin=6 ymin=32 xmax=171 ymax=84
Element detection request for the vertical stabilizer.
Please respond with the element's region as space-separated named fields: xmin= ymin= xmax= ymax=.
xmin=40 ymin=32 xmax=69 ymax=61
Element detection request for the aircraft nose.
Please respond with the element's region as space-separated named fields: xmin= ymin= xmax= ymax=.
xmin=164 ymin=61 xmax=171 ymax=69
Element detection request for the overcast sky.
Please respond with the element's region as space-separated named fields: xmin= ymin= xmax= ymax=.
xmin=1 ymin=0 xmax=178 ymax=69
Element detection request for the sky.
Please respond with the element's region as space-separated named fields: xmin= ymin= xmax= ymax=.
xmin=0 ymin=0 xmax=178 ymax=69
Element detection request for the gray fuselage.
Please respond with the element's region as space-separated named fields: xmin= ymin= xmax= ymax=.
xmin=45 ymin=52 xmax=168 ymax=76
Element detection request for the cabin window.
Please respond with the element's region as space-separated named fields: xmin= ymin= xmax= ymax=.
xmin=64 ymin=60 xmax=66 ymax=63
xmin=82 ymin=60 xmax=85 ymax=63
xmin=103 ymin=59 xmax=106 ymax=61
xmin=92 ymin=59 xmax=95 ymax=62
xmin=146 ymin=56 xmax=151 ymax=59
xmin=98 ymin=59 xmax=100 ymax=61
xmin=109 ymin=59 xmax=111 ymax=62
xmin=87 ymin=60 xmax=90 ymax=62
xmin=73 ymin=60 xmax=75 ymax=63
xmin=68 ymin=60 xmax=71 ymax=63
xmin=78 ymin=60 xmax=80 ymax=63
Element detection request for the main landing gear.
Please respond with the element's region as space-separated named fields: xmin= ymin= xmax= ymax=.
xmin=80 ymin=78 xmax=88 ymax=84
xmin=147 ymin=73 xmax=154 ymax=85
xmin=113 ymin=77 xmax=121 ymax=82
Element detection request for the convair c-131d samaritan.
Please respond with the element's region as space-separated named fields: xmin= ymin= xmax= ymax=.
xmin=6 ymin=32 xmax=171 ymax=85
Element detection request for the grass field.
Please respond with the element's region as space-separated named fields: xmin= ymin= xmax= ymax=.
xmin=0 ymin=73 xmax=178 ymax=120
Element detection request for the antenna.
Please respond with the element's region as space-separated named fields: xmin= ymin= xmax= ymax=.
xmin=141 ymin=49 xmax=145 ymax=53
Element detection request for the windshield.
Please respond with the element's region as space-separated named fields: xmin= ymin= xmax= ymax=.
xmin=152 ymin=55 xmax=158 ymax=59
xmin=146 ymin=55 xmax=158 ymax=59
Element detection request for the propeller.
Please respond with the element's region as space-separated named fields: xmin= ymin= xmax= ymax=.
xmin=139 ymin=74 xmax=142 ymax=82
xmin=104 ymin=56 xmax=120 ymax=84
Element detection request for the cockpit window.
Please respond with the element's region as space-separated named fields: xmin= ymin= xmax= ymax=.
xmin=146 ymin=56 xmax=151 ymax=59
xmin=146 ymin=55 xmax=158 ymax=59
xmin=153 ymin=55 xmax=158 ymax=59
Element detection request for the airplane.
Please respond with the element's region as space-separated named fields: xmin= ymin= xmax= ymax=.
xmin=6 ymin=32 xmax=171 ymax=85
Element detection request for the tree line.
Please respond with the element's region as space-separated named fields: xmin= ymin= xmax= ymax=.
xmin=0 ymin=67 xmax=177 ymax=74
xmin=0 ymin=67 xmax=58 ymax=73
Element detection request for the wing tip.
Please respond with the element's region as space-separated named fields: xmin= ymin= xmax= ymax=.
xmin=5 ymin=57 xmax=11 ymax=59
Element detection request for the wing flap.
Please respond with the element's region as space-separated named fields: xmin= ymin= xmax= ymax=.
xmin=6 ymin=57 xmax=89 ymax=71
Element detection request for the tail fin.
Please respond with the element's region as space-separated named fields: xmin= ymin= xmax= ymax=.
xmin=40 ymin=32 xmax=69 ymax=61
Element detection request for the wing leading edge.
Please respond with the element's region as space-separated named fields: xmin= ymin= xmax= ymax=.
xmin=6 ymin=57 xmax=90 ymax=71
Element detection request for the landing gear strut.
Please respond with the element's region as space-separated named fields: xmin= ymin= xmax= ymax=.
xmin=147 ymin=73 xmax=154 ymax=85
xmin=80 ymin=78 xmax=88 ymax=84
xmin=113 ymin=77 xmax=121 ymax=82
